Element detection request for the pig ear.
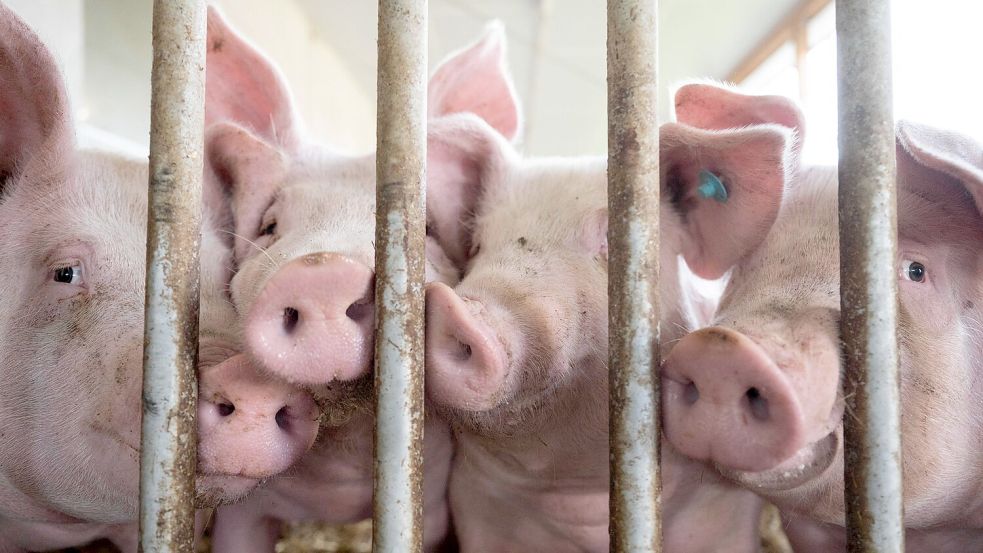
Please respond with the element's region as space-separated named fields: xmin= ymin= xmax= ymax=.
xmin=578 ymin=208 xmax=609 ymax=261
xmin=661 ymin=122 xmax=793 ymax=278
xmin=427 ymin=114 xmax=511 ymax=269
xmin=206 ymin=122 xmax=288 ymax=260
xmin=674 ymin=83 xmax=805 ymax=141
xmin=896 ymin=121 xmax=983 ymax=214
xmin=0 ymin=3 xmax=74 ymax=192
xmin=428 ymin=22 xmax=522 ymax=141
xmin=205 ymin=6 xmax=302 ymax=150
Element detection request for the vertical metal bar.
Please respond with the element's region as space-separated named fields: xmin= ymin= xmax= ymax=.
xmin=373 ymin=0 xmax=427 ymax=551
xmin=836 ymin=0 xmax=905 ymax=551
xmin=607 ymin=0 xmax=661 ymax=551
xmin=139 ymin=1 xmax=206 ymax=551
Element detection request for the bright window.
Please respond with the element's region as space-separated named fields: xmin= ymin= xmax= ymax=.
xmin=738 ymin=0 xmax=983 ymax=165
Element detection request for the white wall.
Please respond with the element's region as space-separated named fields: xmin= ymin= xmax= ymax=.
xmin=76 ymin=0 xmax=372 ymax=153
xmin=5 ymin=0 xmax=84 ymax=115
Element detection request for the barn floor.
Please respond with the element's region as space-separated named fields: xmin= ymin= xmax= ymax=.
xmin=65 ymin=505 xmax=791 ymax=552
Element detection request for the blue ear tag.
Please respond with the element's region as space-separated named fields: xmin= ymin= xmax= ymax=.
xmin=697 ymin=169 xmax=728 ymax=203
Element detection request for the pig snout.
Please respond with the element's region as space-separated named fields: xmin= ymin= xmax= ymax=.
xmin=425 ymin=282 xmax=509 ymax=411
xmin=245 ymin=252 xmax=375 ymax=384
xmin=198 ymin=354 xmax=320 ymax=480
xmin=661 ymin=327 xmax=807 ymax=472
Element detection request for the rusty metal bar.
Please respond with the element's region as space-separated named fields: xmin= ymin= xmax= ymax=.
xmin=607 ymin=0 xmax=661 ymax=551
xmin=373 ymin=0 xmax=427 ymax=551
xmin=836 ymin=0 xmax=905 ymax=551
xmin=139 ymin=1 xmax=206 ymax=551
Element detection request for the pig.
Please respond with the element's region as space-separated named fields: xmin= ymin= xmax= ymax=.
xmin=200 ymin=10 xmax=521 ymax=551
xmin=422 ymin=80 xmax=799 ymax=549
xmin=0 ymin=6 xmax=317 ymax=551
xmin=662 ymin=84 xmax=983 ymax=551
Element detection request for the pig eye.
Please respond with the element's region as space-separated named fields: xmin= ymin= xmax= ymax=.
xmin=260 ymin=220 xmax=277 ymax=237
xmin=53 ymin=264 xmax=83 ymax=285
xmin=901 ymin=260 xmax=927 ymax=283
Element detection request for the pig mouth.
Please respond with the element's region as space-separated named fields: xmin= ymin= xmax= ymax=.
xmin=717 ymin=395 xmax=844 ymax=491
xmin=719 ymin=429 xmax=840 ymax=491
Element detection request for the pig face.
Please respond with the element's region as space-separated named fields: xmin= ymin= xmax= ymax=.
xmin=204 ymin=9 xmax=517 ymax=405
xmin=663 ymin=117 xmax=983 ymax=529
xmin=0 ymin=5 xmax=147 ymax=522
xmin=424 ymin=103 xmax=796 ymax=437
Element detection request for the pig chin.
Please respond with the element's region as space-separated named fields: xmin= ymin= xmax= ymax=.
xmin=194 ymin=474 xmax=264 ymax=507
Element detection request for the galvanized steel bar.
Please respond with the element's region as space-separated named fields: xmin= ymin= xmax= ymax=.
xmin=139 ymin=1 xmax=206 ymax=551
xmin=836 ymin=0 xmax=905 ymax=551
xmin=373 ymin=0 xmax=427 ymax=551
xmin=607 ymin=0 xmax=661 ymax=551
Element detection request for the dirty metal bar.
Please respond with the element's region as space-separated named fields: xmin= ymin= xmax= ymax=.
xmin=373 ymin=0 xmax=427 ymax=551
xmin=836 ymin=0 xmax=905 ymax=551
xmin=139 ymin=0 xmax=206 ymax=551
xmin=607 ymin=0 xmax=662 ymax=551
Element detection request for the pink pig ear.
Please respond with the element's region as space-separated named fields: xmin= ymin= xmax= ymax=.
xmin=674 ymin=83 xmax=805 ymax=142
xmin=896 ymin=120 xmax=983 ymax=214
xmin=206 ymin=122 xmax=288 ymax=261
xmin=428 ymin=22 xmax=522 ymax=141
xmin=661 ymin=122 xmax=793 ymax=279
xmin=205 ymin=6 xmax=302 ymax=151
xmin=426 ymin=114 xmax=512 ymax=269
xmin=0 ymin=3 xmax=74 ymax=191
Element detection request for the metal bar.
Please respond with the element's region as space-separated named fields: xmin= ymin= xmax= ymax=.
xmin=607 ymin=0 xmax=661 ymax=551
xmin=836 ymin=0 xmax=905 ymax=551
xmin=373 ymin=0 xmax=427 ymax=551
xmin=139 ymin=1 xmax=206 ymax=551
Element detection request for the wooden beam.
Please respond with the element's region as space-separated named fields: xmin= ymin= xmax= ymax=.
xmin=727 ymin=0 xmax=831 ymax=84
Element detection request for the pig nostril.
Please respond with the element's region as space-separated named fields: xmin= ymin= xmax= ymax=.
xmin=746 ymin=387 xmax=770 ymax=421
xmin=455 ymin=340 xmax=472 ymax=361
xmin=346 ymin=300 xmax=373 ymax=321
xmin=275 ymin=406 xmax=290 ymax=430
xmin=217 ymin=403 xmax=235 ymax=417
xmin=283 ymin=307 xmax=300 ymax=334
xmin=682 ymin=381 xmax=699 ymax=405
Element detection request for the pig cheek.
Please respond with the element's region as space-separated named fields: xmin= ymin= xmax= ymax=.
xmin=896 ymin=302 xmax=975 ymax=517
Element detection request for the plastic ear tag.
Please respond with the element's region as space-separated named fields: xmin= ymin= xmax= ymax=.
xmin=697 ymin=169 xmax=728 ymax=203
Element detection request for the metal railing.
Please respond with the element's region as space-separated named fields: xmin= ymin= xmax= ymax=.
xmin=133 ymin=0 xmax=906 ymax=550
xmin=373 ymin=1 xmax=429 ymax=551
xmin=139 ymin=1 xmax=206 ymax=551
xmin=836 ymin=0 xmax=905 ymax=551
xmin=607 ymin=0 xmax=662 ymax=551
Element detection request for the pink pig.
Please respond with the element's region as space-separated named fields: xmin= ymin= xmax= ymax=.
xmin=663 ymin=84 xmax=983 ymax=551
xmin=0 ymin=6 xmax=317 ymax=551
xmin=423 ymin=80 xmax=798 ymax=549
xmin=200 ymin=10 xmax=523 ymax=551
